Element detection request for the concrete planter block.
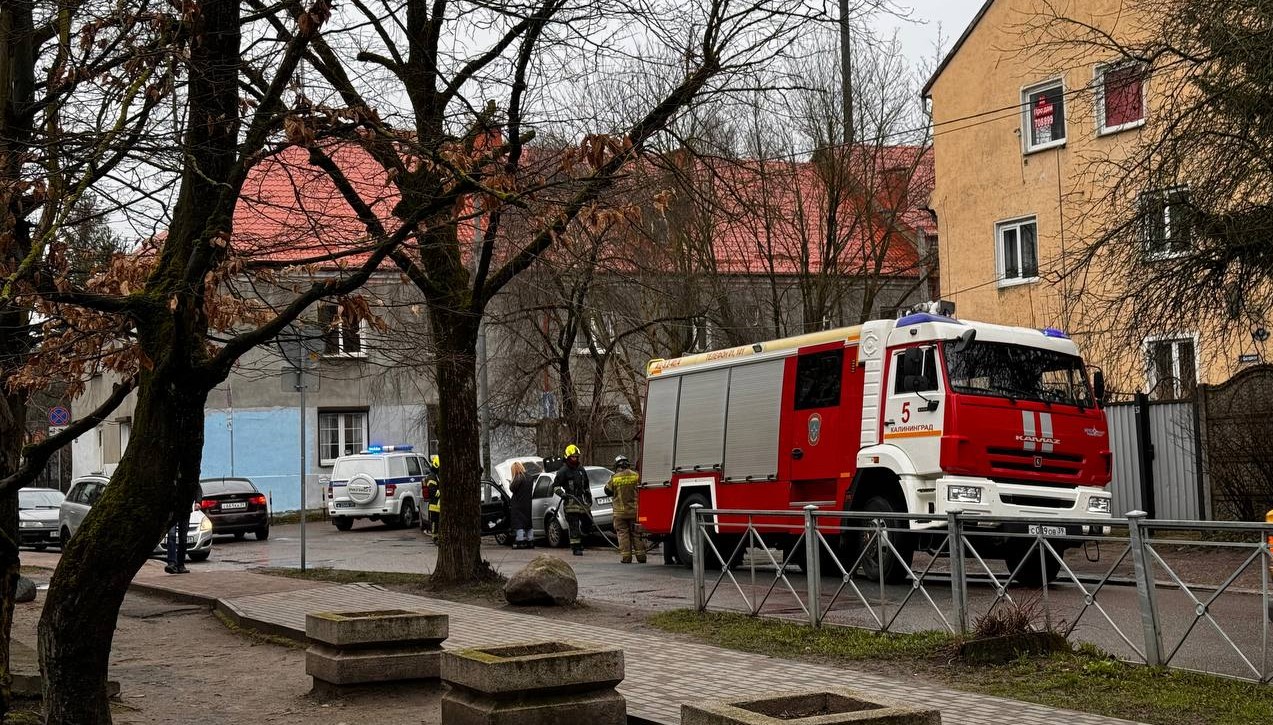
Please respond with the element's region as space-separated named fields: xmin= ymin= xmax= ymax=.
xmin=682 ymin=688 xmax=941 ymax=725
xmin=306 ymin=609 xmax=448 ymax=648
xmin=304 ymin=609 xmax=447 ymax=690
xmin=441 ymin=641 xmax=626 ymax=725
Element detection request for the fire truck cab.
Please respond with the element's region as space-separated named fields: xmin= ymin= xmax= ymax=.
xmin=637 ymin=306 xmax=1113 ymax=583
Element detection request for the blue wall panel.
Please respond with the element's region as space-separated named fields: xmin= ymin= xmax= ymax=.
xmin=203 ymin=409 xmax=307 ymax=511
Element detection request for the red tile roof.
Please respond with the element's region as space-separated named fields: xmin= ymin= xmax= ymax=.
xmin=231 ymin=142 xmax=934 ymax=279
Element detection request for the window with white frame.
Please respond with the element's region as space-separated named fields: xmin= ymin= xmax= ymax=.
xmin=1141 ymin=186 xmax=1192 ymax=259
xmin=687 ymin=316 xmax=714 ymax=352
xmin=995 ymin=217 xmax=1039 ymax=285
xmin=318 ymin=303 xmax=364 ymax=357
xmin=1146 ymin=336 xmax=1197 ymax=401
xmin=572 ymin=312 xmax=613 ymax=355
xmin=1096 ymin=61 xmax=1146 ymax=134
xmin=1023 ymin=80 xmax=1067 ymax=152
xmin=318 ymin=410 xmax=368 ymax=465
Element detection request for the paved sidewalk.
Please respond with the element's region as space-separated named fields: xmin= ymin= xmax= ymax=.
xmin=125 ymin=570 xmax=1145 ymax=725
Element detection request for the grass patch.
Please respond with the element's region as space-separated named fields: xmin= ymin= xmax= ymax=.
xmin=213 ymin=609 xmax=306 ymax=649
xmin=649 ymin=610 xmax=954 ymax=660
xmin=269 ymin=510 xmax=328 ymax=525
xmin=256 ymin=566 xmax=424 ymax=587
xmin=650 ymin=610 xmax=1273 ymax=725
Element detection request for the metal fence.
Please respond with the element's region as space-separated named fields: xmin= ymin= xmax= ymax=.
xmin=689 ymin=505 xmax=1273 ymax=683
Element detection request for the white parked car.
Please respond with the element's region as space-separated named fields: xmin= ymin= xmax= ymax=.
xmin=491 ymin=456 xmax=614 ymax=547
xmin=323 ymin=445 xmax=427 ymax=531
xmin=60 ymin=474 xmax=214 ymax=561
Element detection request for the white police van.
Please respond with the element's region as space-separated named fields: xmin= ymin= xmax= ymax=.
xmin=324 ymin=445 xmax=428 ymax=531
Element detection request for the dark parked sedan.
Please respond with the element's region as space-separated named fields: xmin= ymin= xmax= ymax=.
xmin=199 ymin=477 xmax=270 ymax=540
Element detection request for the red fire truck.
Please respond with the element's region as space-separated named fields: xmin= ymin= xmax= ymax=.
xmin=636 ymin=307 xmax=1113 ymax=583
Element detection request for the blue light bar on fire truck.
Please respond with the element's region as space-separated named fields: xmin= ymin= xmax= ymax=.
xmin=896 ymin=311 xmax=961 ymax=327
xmin=363 ymin=444 xmax=414 ymax=454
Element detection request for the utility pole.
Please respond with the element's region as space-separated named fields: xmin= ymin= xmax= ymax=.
xmin=477 ymin=324 xmax=492 ymax=478
xmin=839 ymin=0 xmax=854 ymax=146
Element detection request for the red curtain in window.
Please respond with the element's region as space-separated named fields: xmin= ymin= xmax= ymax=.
xmin=1104 ymin=65 xmax=1143 ymax=128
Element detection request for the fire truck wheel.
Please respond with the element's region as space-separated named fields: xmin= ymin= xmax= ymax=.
xmin=674 ymin=493 xmax=713 ymax=568
xmin=856 ymin=494 xmax=914 ymax=584
xmin=1003 ymin=541 xmax=1062 ymax=587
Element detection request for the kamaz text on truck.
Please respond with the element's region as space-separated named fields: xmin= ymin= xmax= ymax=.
xmin=636 ymin=308 xmax=1113 ymax=584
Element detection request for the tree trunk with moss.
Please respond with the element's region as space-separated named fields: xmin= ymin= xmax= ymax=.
xmin=36 ymin=0 xmax=241 ymax=719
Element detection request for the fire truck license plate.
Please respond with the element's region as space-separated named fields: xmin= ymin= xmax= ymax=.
xmin=1028 ymin=525 xmax=1065 ymax=537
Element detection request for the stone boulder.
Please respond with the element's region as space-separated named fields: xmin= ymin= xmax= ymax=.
xmin=503 ymin=555 xmax=578 ymax=606
xmin=14 ymin=577 xmax=35 ymax=603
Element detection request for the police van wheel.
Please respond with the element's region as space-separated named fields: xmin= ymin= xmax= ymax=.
xmin=333 ymin=517 xmax=354 ymax=532
xmin=397 ymin=500 xmax=417 ymax=530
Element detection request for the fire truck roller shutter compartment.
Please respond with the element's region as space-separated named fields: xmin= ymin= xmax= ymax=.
xmin=674 ymin=368 xmax=730 ymax=472
xmin=723 ymin=360 xmax=784 ymax=482
xmin=642 ymin=376 xmax=681 ymax=485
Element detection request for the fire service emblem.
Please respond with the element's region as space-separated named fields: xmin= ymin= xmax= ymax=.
xmin=1033 ymin=456 xmax=1044 ymax=468
xmin=808 ymin=413 xmax=822 ymax=446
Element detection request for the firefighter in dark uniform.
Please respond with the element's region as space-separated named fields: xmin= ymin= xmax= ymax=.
xmin=553 ymin=444 xmax=592 ymax=556
xmin=426 ymin=455 xmax=441 ymax=543
xmin=605 ymin=455 xmax=646 ymax=563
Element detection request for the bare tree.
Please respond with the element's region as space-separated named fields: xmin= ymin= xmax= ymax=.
xmin=292 ymin=0 xmax=821 ymax=583
xmin=1024 ymin=0 xmax=1273 ymax=377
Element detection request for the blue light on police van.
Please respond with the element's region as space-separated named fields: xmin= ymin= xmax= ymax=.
xmin=1041 ymin=327 xmax=1070 ymax=339
xmin=363 ymin=444 xmax=413 ymax=454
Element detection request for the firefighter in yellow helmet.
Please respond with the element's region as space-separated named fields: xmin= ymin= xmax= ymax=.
xmin=605 ymin=455 xmax=645 ymax=563
xmin=552 ymin=444 xmax=592 ymax=555
xmin=426 ymin=455 xmax=442 ymax=543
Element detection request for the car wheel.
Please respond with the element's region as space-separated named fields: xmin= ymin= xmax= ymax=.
xmin=545 ymin=517 xmax=567 ymax=548
xmin=60 ymin=526 xmax=71 ymax=544
xmin=233 ymin=532 xmax=246 ymax=541
xmin=333 ymin=517 xmax=354 ymax=532
xmin=855 ymin=493 xmax=915 ymax=585
xmin=188 ymin=551 xmax=210 ymax=563
xmin=398 ymin=500 xmax=417 ymax=530
xmin=255 ymin=526 xmax=270 ymax=541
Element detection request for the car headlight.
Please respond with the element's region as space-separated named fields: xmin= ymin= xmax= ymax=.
xmin=1088 ymin=497 xmax=1111 ymax=514
xmin=947 ymin=485 xmax=983 ymax=504
xmin=199 ymin=516 xmax=213 ymax=532
xmin=19 ymin=520 xmax=40 ymax=528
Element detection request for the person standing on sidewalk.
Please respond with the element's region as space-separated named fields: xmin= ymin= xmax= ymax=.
xmin=509 ymin=461 xmax=534 ymax=549
xmin=165 ymin=482 xmax=202 ymax=574
xmin=553 ymin=444 xmax=592 ymax=556
xmin=605 ymin=455 xmax=646 ymax=563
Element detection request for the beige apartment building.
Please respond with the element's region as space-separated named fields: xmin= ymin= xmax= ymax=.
xmin=924 ymin=0 xmax=1262 ymax=400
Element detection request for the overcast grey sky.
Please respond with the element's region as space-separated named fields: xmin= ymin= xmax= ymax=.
xmin=876 ymin=0 xmax=985 ymax=69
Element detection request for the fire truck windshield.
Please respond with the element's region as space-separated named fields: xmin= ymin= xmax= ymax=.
xmin=944 ymin=340 xmax=1093 ymax=408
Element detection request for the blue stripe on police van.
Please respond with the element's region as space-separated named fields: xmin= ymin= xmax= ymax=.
xmin=329 ymin=476 xmax=421 ymax=487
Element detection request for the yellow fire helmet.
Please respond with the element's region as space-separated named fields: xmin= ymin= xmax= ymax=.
xmin=564 ymin=444 xmax=580 ymax=458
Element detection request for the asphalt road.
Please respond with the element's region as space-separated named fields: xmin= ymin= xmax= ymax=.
xmin=121 ymin=520 xmax=1273 ymax=680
